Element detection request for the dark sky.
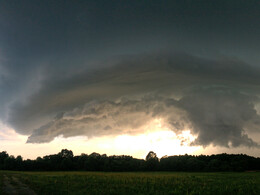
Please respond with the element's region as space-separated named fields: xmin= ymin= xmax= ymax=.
xmin=1 ymin=0 xmax=260 ymax=62
xmin=0 ymin=0 xmax=260 ymax=153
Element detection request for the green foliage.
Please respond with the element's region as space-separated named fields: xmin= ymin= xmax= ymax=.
xmin=0 ymin=172 xmax=3 ymax=194
xmin=0 ymin=171 xmax=259 ymax=195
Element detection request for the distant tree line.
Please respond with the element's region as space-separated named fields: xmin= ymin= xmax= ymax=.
xmin=0 ymin=150 xmax=259 ymax=172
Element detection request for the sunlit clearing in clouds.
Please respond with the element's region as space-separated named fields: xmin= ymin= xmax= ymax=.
xmin=113 ymin=118 xmax=200 ymax=158
xmin=43 ymin=118 xmax=201 ymax=159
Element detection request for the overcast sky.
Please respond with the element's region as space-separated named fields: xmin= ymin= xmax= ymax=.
xmin=0 ymin=0 xmax=260 ymax=158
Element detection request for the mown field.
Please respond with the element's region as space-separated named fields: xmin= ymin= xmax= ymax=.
xmin=0 ymin=171 xmax=259 ymax=195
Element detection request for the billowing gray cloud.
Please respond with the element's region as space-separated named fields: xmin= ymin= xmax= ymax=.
xmin=27 ymin=97 xmax=183 ymax=143
xmin=178 ymin=87 xmax=260 ymax=147
xmin=5 ymin=53 xmax=260 ymax=147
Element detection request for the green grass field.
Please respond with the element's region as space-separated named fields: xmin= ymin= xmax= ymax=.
xmin=0 ymin=171 xmax=259 ymax=195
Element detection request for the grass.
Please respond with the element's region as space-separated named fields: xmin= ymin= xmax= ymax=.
xmin=0 ymin=171 xmax=3 ymax=193
xmin=0 ymin=171 xmax=259 ymax=195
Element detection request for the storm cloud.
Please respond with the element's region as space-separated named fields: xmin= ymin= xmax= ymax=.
xmin=4 ymin=53 xmax=260 ymax=147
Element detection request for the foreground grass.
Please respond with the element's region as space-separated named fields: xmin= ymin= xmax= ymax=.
xmin=0 ymin=171 xmax=259 ymax=195
xmin=0 ymin=172 xmax=3 ymax=193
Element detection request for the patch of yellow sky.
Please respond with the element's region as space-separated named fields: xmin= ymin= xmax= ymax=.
xmin=0 ymin=119 xmax=259 ymax=159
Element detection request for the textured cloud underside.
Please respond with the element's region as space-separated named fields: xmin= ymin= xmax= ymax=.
xmin=7 ymin=53 xmax=260 ymax=147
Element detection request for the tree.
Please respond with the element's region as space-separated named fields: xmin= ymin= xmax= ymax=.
xmin=0 ymin=151 xmax=9 ymax=169
xmin=58 ymin=149 xmax=73 ymax=159
xmin=145 ymin=151 xmax=159 ymax=171
xmin=16 ymin=155 xmax=23 ymax=170
xmin=146 ymin=151 xmax=158 ymax=161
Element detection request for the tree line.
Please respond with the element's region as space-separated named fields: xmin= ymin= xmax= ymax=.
xmin=0 ymin=149 xmax=259 ymax=172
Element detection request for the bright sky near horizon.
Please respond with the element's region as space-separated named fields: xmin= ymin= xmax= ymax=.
xmin=1 ymin=119 xmax=259 ymax=159
xmin=0 ymin=0 xmax=260 ymax=158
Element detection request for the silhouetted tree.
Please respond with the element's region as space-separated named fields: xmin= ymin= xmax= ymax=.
xmin=145 ymin=151 xmax=159 ymax=171
xmin=59 ymin=149 xmax=73 ymax=159
xmin=0 ymin=151 xmax=9 ymax=169
xmin=16 ymin=155 xmax=23 ymax=170
xmin=0 ymin=149 xmax=259 ymax=172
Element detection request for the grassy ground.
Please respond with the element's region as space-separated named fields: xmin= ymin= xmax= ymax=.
xmin=0 ymin=171 xmax=259 ymax=195
xmin=0 ymin=171 xmax=3 ymax=193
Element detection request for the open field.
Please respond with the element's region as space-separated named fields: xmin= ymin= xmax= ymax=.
xmin=0 ymin=171 xmax=259 ymax=195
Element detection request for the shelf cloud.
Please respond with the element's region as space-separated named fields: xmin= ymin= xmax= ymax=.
xmin=4 ymin=53 xmax=260 ymax=147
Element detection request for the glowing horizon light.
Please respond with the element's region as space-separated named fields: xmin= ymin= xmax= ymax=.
xmin=52 ymin=118 xmax=201 ymax=158
xmin=0 ymin=118 xmax=201 ymax=160
xmin=113 ymin=118 xmax=201 ymax=158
